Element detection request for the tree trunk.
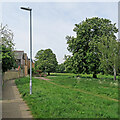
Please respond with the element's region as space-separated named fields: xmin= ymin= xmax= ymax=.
xmin=93 ymin=73 xmax=97 ymax=78
xmin=113 ymin=66 xmax=116 ymax=80
xmin=93 ymin=70 xmax=97 ymax=78
xmin=48 ymin=72 xmax=50 ymax=76
xmin=93 ymin=64 xmax=97 ymax=78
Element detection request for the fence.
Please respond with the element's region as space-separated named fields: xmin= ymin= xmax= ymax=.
xmin=2 ymin=69 xmax=24 ymax=84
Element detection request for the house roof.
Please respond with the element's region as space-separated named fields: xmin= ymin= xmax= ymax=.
xmin=14 ymin=51 xmax=24 ymax=60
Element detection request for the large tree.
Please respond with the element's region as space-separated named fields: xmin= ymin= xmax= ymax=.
xmin=35 ymin=49 xmax=58 ymax=75
xmin=0 ymin=24 xmax=16 ymax=72
xmin=66 ymin=17 xmax=118 ymax=78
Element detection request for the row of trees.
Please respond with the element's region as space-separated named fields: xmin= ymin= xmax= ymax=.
xmin=1 ymin=17 xmax=120 ymax=80
xmin=64 ymin=17 xmax=120 ymax=80
xmin=35 ymin=17 xmax=120 ymax=80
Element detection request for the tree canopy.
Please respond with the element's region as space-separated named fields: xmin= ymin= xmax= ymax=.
xmin=56 ymin=63 xmax=65 ymax=73
xmin=98 ymin=35 xmax=120 ymax=80
xmin=65 ymin=17 xmax=118 ymax=78
xmin=0 ymin=24 xmax=16 ymax=72
xmin=35 ymin=49 xmax=58 ymax=75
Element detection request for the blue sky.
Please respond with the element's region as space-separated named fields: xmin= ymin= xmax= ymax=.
xmin=2 ymin=2 xmax=118 ymax=63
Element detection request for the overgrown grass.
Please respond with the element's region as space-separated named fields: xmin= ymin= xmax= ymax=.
xmin=47 ymin=73 xmax=118 ymax=99
xmin=15 ymin=73 xmax=119 ymax=118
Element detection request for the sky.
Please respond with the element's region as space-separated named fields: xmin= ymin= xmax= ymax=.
xmin=1 ymin=2 xmax=118 ymax=64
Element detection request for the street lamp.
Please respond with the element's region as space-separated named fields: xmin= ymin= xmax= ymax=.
xmin=20 ymin=7 xmax=32 ymax=95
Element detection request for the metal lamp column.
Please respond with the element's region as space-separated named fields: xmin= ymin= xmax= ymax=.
xmin=20 ymin=7 xmax=32 ymax=94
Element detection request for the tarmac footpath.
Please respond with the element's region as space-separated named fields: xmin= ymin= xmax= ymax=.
xmin=2 ymin=79 xmax=33 ymax=119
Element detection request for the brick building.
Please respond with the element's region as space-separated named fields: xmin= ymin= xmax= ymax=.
xmin=14 ymin=50 xmax=34 ymax=76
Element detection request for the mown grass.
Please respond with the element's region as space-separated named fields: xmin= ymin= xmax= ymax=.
xmin=15 ymin=73 xmax=119 ymax=118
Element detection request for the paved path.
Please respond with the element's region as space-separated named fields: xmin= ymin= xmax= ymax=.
xmin=2 ymin=79 xmax=33 ymax=119
xmin=34 ymin=77 xmax=50 ymax=80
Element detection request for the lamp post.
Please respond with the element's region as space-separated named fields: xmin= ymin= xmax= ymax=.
xmin=20 ymin=7 xmax=32 ymax=94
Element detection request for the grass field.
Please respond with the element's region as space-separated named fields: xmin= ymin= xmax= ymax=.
xmin=15 ymin=73 xmax=119 ymax=118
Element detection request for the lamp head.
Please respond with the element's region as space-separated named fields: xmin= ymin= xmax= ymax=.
xmin=20 ymin=7 xmax=32 ymax=11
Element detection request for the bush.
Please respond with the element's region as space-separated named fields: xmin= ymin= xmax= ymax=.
xmin=33 ymin=69 xmax=47 ymax=77
xmin=39 ymin=72 xmax=47 ymax=77
xmin=36 ymin=70 xmax=42 ymax=74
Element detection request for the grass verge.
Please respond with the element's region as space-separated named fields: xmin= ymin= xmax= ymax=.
xmin=15 ymin=73 xmax=118 ymax=118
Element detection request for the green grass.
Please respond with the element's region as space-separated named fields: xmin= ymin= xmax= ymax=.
xmin=15 ymin=73 xmax=119 ymax=118
xmin=47 ymin=73 xmax=118 ymax=99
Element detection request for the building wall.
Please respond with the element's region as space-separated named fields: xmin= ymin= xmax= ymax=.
xmin=24 ymin=65 xmax=28 ymax=76
xmin=21 ymin=58 xmax=25 ymax=66
xmin=32 ymin=63 xmax=35 ymax=68
xmin=14 ymin=51 xmax=34 ymax=76
xmin=28 ymin=60 xmax=35 ymax=69
xmin=24 ymin=53 xmax=28 ymax=66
